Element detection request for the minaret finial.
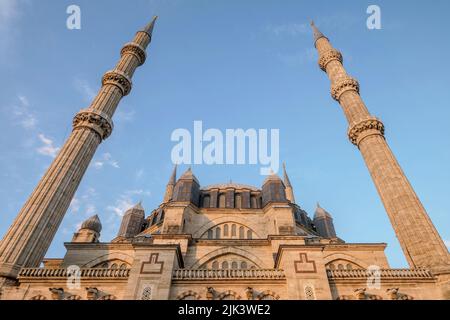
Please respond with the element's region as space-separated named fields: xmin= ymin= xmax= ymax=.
xmin=168 ymin=164 xmax=177 ymax=185
xmin=310 ymin=20 xmax=327 ymax=47
xmin=282 ymin=162 xmax=292 ymax=188
xmin=143 ymin=15 xmax=158 ymax=36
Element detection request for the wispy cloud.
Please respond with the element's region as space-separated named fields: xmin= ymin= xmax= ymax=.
xmin=115 ymin=109 xmax=136 ymax=123
xmin=92 ymin=152 xmax=120 ymax=169
xmin=0 ymin=0 xmax=28 ymax=60
xmin=276 ymin=47 xmax=317 ymax=67
xmin=265 ymin=23 xmax=309 ymax=37
xmin=36 ymin=134 xmax=60 ymax=158
xmin=74 ymin=78 xmax=97 ymax=102
xmin=106 ymin=189 xmax=151 ymax=217
xmin=11 ymin=95 xmax=37 ymax=129
xmin=69 ymin=187 xmax=98 ymax=217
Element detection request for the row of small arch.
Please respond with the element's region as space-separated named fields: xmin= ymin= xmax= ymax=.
xmin=206 ymin=224 xmax=253 ymax=239
xmin=201 ymin=193 xmax=262 ymax=209
xmin=209 ymin=260 xmax=256 ymax=270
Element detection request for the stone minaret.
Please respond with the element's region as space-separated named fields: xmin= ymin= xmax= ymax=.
xmin=163 ymin=165 xmax=177 ymax=203
xmin=310 ymin=22 xmax=449 ymax=272
xmin=282 ymin=162 xmax=296 ymax=203
xmin=0 ymin=16 xmax=159 ymax=286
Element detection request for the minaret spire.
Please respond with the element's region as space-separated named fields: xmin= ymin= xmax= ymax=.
xmin=283 ymin=162 xmax=296 ymax=203
xmin=163 ymin=164 xmax=177 ymax=203
xmin=310 ymin=24 xmax=449 ymax=273
xmin=0 ymin=17 xmax=159 ymax=287
xmin=310 ymin=20 xmax=327 ymax=47
xmin=143 ymin=16 xmax=158 ymax=36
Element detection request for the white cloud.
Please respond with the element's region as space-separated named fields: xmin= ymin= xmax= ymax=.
xmin=69 ymin=197 xmax=81 ymax=213
xmin=36 ymin=134 xmax=60 ymax=158
xmin=11 ymin=95 xmax=37 ymax=129
xmin=107 ymin=189 xmax=151 ymax=217
xmin=135 ymin=168 xmax=145 ymax=180
xmin=265 ymin=23 xmax=309 ymax=37
xmin=445 ymin=240 xmax=450 ymax=249
xmin=116 ymin=109 xmax=136 ymax=123
xmin=276 ymin=47 xmax=317 ymax=67
xmin=91 ymin=152 xmax=120 ymax=170
xmin=74 ymin=78 xmax=97 ymax=102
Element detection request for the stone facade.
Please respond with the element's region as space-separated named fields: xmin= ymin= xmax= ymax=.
xmin=0 ymin=19 xmax=449 ymax=300
xmin=0 ymin=166 xmax=446 ymax=300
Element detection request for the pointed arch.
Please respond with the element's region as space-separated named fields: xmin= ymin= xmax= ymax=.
xmin=322 ymin=253 xmax=368 ymax=269
xmin=190 ymin=246 xmax=267 ymax=269
xmin=82 ymin=252 xmax=134 ymax=268
xmin=218 ymin=290 xmax=241 ymax=300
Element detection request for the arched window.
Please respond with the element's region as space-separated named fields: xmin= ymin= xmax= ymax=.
xmin=231 ymin=224 xmax=237 ymax=237
xmin=346 ymin=263 xmax=353 ymax=270
xmin=235 ymin=194 xmax=241 ymax=209
xmin=212 ymin=261 xmax=219 ymax=269
xmin=231 ymin=261 xmax=238 ymax=269
xmin=223 ymin=224 xmax=229 ymax=237
xmin=203 ymin=195 xmax=211 ymax=208
xmin=222 ymin=261 xmax=229 ymax=269
xmin=218 ymin=194 xmax=226 ymax=208
xmin=338 ymin=264 xmax=344 ymax=271
xmin=250 ymin=195 xmax=257 ymax=208
xmin=207 ymin=229 xmax=213 ymax=239
xmin=215 ymin=227 xmax=221 ymax=239
xmin=247 ymin=230 xmax=252 ymax=239
xmin=111 ymin=263 xmax=118 ymax=270
xmin=328 ymin=264 xmax=336 ymax=271
xmin=159 ymin=210 xmax=165 ymax=222
xmin=141 ymin=287 xmax=152 ymax=300
xmin=240 ymin=261 xmax=247 ymax=269
xmin=119 ymin=263 xmax=127 ymax=270
xmin=239 ymin=226 xmax=244 ymax=239
xmin=151 ymin=213 xmax=158 ymax=225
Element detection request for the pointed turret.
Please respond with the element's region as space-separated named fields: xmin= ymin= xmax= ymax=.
xmin=310 ymin=20 xmax=327 ymax=47
xmin=262 ymin=171 xmax=287 ymax=207
xmin=72 ymin=215 xmax=102 ymax=243
xmin=143 ymin=16 xmax=158 ymax=37
xmin=313 ymin=203 xmax=336 ymax=239
xmin=283 ymin=162 xmax=296 ymax=203
xmin=117 ymin=202 xmax=145 ymax=238
xmin=173 ymin=167 xmax=200 ymax=206
xmin=163 ymin=165 xmax=177 ymax=203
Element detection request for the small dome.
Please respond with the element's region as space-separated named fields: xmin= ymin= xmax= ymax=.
xmin=314 ymin=203 xmax=332 ymax=219
xmin=81 ymin=215 xmax=102 ymax=233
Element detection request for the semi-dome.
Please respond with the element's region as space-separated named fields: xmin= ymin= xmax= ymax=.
xmin=80 ymin=214 xmax=102 ymax=233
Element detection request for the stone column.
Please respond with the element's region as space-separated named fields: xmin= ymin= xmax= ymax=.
xmin=0 ymin=17 xmax=159 ymax=286
xmin=310 ymin=22 xmax=449 ymax=272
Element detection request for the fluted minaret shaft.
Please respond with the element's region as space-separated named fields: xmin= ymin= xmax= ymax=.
xmin=0 ymin=17 xmax=158 ymax=285
xmin=311 ymin=22 xmax=449 ymax=271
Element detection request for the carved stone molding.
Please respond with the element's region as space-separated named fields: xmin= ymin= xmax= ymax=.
xmin=319 ymin=49 xmax=343 ymax=71
xmin=121 ymin=42 xmax=147 ymax=66
xmin=73 ymin=109 xmax=114 ymax=140
xmin=348 ymin=117 xmax=385 ymax=146
xmin=331 ymin=77 xmax=359 ymax=101
xmin=102 ymin=69 xmax=132 ymax=96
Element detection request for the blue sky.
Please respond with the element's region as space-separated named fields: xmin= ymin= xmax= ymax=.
xmin=0 ymin=0 xmax=449 ymax=268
